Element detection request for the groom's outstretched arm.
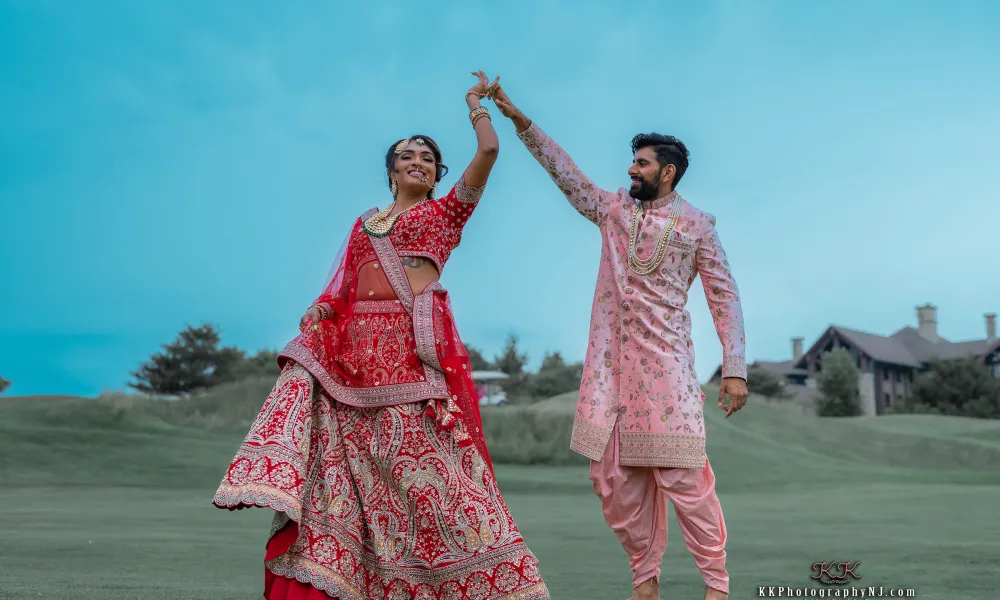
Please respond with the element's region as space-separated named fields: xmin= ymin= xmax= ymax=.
xmin=494 ymin=90 xmax=618 ymax=226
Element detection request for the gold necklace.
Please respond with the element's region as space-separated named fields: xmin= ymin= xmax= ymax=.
xmin=627 ymin=204 xmax=678 ymax=275
xmin=362 ymin=199 xmax=422 ymax=238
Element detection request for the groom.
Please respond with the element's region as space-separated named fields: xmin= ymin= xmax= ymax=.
xmin=492 ymin=88 xmax=748 ymax=600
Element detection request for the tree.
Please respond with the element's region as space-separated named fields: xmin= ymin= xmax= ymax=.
xmin=527 ymin=359 xmax=583 ymax=399
xmin=0 ymin=376 xmax=9 ymax=395
xmin=908 ymin=357 xmax=1000 ymax=418
xmin=234 ymin=349 xmax=282 ymax=380
xmin=746 ymin=365 xmax=786 ymax=399
xmin=129 ymin=324 xmax=246 ymax=396
xmin=816 ymin=347 xmax=863 ymax=417
xmin=539 ymin=351 xmax=567 ymax=372
xmin=493 ymin=334 xmax=528 ymax=376
xmin=464 ymin=346 xmax=492 ymax=371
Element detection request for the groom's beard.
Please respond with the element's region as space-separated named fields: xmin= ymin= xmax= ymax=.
xmin=630 ymin=171 xmax=661 ymax=201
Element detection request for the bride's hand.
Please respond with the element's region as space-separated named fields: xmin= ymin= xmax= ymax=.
xmin=467 ymin=70 xmax=498 ymax=103
xmin=299 ymin=306 xmax=323 ymax=331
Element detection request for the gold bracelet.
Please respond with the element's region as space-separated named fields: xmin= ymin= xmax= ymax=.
xmin=469 ymin=106 xmax=489 ymax=123
xmin=472 ymin=113 xmax=491 ymax=128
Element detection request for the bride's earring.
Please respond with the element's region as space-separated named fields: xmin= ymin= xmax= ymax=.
xmin=390 ymin=179 xmax=398 ymax=198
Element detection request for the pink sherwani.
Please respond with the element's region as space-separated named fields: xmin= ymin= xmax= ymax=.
xmin=517 ymin=123 xmax=747 ymax=469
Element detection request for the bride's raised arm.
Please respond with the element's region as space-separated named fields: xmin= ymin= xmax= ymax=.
xmin=459 ymin=70 xmax=500 ymax=189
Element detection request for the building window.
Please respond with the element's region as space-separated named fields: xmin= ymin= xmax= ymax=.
xmin=885 ymin=393 xmax=892 ymax=407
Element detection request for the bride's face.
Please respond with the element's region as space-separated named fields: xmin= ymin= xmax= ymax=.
xmin=390 ymin=139 xmax=437 ymax=194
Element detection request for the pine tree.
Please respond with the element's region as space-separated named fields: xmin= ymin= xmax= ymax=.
xmin=539 ymin=351 xmax=567 ymax=372
xmin=128 ymin=324 xmax=245 ymax=396
xmin=493 ymin=334 xmax=528 ymax=376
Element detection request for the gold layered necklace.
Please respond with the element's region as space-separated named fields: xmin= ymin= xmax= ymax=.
xmin=362 ymin=202 xmax=400 ymax=237
xmin=362 ymin=199 xmax=424 ymax=238
xmin=627 ymin=203 xmax=679 ymax=275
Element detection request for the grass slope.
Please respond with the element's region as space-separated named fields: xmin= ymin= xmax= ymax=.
xmin=2 ymin=384 xmax=999 ymax=599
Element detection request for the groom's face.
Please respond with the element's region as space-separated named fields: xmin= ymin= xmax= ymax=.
xmin=628 ymin=148 xmax=666 ymax=201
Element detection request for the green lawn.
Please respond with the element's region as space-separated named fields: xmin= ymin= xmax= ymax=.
xmin=2 ymin=391 xmax=999 ymax=599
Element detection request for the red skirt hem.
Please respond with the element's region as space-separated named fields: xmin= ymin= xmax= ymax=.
xmin=214 ymin=363 xmax=548 ymax=599
xmin=265 ymin=522 xmax=336 ymax=600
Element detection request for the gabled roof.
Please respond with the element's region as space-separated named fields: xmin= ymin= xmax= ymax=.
xmin=793 ymin=324 xmax=994 ymax=369
xmin=714 ymin=322 xmax=998 ymax=382
xmin=890 ymin=326 xmax=993 ymax=361
xmin=887 ymin=327 xmax=944 ymax=362
xmin=752 ymin=360 xmax=807 ymax=377
xmin=828 ymin=326 xmax=921 ymax=367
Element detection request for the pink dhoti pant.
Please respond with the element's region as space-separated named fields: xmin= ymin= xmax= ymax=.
xmin=589 ymin=429 xmax=729 ymax=593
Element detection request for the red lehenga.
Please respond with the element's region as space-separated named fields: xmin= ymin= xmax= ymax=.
xmin=213 ymin=177 xmax=550 ymax=600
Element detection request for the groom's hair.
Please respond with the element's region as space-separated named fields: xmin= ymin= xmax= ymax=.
xmin=631 ymin=133 xmax=690 ymax=189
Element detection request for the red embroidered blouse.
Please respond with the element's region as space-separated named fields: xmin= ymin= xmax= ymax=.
xmin=348 ymin=175 xmax=485 ymax=279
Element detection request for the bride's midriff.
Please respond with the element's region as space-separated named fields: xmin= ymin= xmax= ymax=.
xmin=355 ymin=258 xmax=440 ymax=301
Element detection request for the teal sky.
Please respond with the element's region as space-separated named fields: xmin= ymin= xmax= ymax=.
xmin=2 ymin=1 xmax=999 ymax=396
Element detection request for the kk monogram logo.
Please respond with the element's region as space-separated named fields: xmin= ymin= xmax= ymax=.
xmin=811 ymin=561 xmax=862 ymax=585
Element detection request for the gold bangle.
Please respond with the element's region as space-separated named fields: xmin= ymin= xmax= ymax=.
xmin=469 ymin=107 xmax=489 ymax=122
xmin=472 ymin=113 xmax=491 ymax=127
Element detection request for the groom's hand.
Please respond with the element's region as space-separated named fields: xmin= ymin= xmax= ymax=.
xmin=491 ymin=85 xmax=531 ymax=133
xmin=719 ymin=377 xmax=748 ymax=418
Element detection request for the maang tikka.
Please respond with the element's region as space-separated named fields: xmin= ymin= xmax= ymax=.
xmin=394 ymin=137 xmax=427 ymax=154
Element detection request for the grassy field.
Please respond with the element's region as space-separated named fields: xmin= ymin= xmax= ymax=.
xmin=2 ymin=385 xmax=999 ymax=599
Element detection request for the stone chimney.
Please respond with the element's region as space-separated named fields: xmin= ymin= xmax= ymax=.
xmin=987 ymin=313 xmax=997 ymax=344
xmin=792 ymin=337 xmax=804 ymax=361
xmin=916 ymin=303 xmax=939 ymax=342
